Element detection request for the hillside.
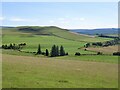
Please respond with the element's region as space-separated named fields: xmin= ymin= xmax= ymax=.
xmin=2 ymin=26 xmax=112 ymax=42
xmin=70 ymin=28 xmax=118 ymax=35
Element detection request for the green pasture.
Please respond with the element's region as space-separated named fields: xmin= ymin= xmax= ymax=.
xmin=2 ymin=34 xmax=96 ymax=55
xmin=2 ymin=54 xmax=118 ymax=88
xmin=2 ymin=27 xmax=119 ymax=88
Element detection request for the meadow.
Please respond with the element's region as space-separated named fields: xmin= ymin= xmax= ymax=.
xmin=2 ymin=54 xmax=118 ymax=88
xmin=2 ymin=26 xmax=119 ymax=88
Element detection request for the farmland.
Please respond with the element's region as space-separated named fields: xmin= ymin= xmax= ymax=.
xmin=2 ymin=54 xmax=118 ymax=88
xmin=85 ymin=45 xmax=118 ymax=54
xmin=2 ymin=26 xmax=119 ymax=88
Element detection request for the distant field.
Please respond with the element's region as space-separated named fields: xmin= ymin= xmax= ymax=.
xmin=2 ymin=34 xmax=93 ymax=55
xmin=2 ymin=27 xmax=118 ymax=63
xmin=85 ymin=45 xmax=119 ymax=54
xmin=2 ymin=29 xmax=112 ymax=56
xmin=2 ymin=27 xmax=112 ymax=43
xmin=2 ymin=54 xmax=118 ymax=88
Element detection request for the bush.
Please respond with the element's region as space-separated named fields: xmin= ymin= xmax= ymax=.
xmin=65 ymin=52 xmax=68 ymax=55
xmin=97 ymin=52 xmax=102 ymax=55
xmin=75 ymin=52 xmax=81 ymax=56
xmin=113 ymin=52 xmax=120 ymax=56
xmin=45 ymin=49 xmax=49 ymax=56
xmin=41 ymin=52 xmax=45 ymax=55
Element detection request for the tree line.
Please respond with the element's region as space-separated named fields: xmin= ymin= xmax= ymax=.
xmin=98 ymin=34 xmax=119 ymax=39
xmin=84 ymin=38 xmax=120 ymax=48
xmin=1 ymin=43 xmax=26 ymax=50
xmin=36 ymin=44 xmax=68 ymax=57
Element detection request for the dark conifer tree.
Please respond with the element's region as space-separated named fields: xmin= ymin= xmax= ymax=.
xmin=37 ymin=44 xmax=41 ymax=54
xmin=60 ymin=45 xmax=65 ymax=56
xmin=4 ymin=45 xmax=8 ymax=49
xmin=9 ymin=43 xmax=13 ymax=49
xmin=56 ymin=46 xmax=59 ymax=56
xmin=51 ymin=45 xmax=56 ymax=57
xmin=45 ymin=49 xmax=49 ymax=56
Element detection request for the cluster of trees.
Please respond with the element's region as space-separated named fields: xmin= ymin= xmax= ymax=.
xmin=92 ymin=38 xmax=120 ymax=47
xmin=84 ymin=43 xmax=90 ymax=48
xmin=1 ymin=43 xmax=26 ymax=50
xmin=113 ymin=52 xmax=120 ymax=56
xmin=98 ymin=34 xmax=119 ymax=39
xmin=51 ymin=45 xmax=68 ymax=57
xmin=84 ymin=38 xmax=120 ymax=48
xmin=36 ymin=44 xmax=49 ymax=56
xmin=36 ymin=44 xmax=68 ymax=57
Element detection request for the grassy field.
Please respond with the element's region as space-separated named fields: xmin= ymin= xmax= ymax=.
xmin=2 ymin=34 xmax=94 ymax=55
xmin=2 ymin=54 xmax=118 ymax=88
xmin=2 ymin=26 xmax=112 ymax=43
xmin=2 ymin=26 xmax=119 ymax=88
xmin=84 ymin=45 xmax=119 ymax=54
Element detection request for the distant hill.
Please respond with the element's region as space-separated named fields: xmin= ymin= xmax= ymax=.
xmin=0 ymin=26 xmax=15 ymax=28
xmin=2 ymin=26 xmax=112 ymax=42
xmin=16 ymin=26 xmax=68 ymax=35
xmin=70 ymin=28 xmax=118 ymax=35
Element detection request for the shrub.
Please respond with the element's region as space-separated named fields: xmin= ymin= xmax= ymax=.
xmin=41 ymin=52 xmax=45 ymax=55
xmin=97 ymin=52 xmax=102 ymax=55
xmin=65 ymin=52 xmax=68 ymax=55
xmin=113 ymin=52 xmax=120 ymax=56
xmin=75 ymin=52 xmax=81 ymax=56
xmin=45 ymin=49 xmax=49 ymax=56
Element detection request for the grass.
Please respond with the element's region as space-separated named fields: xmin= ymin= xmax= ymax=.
xmin=2 ymin=49 xmax=118 ymax=64
xmin=55 ymin=55 xmax=118 ymax=64
xmin=2 ymin=26 xmax=112 ymax=43
xmin=85 ymin=45 xmax=119 ymax=54
xmin=50 ymin=29 xmax=112 ymax=42
xmin=2 ymin=27 xmax=119 ymax=88
xmin=2 ymin=54 xmax=118 ymax=88
xmin=2 ymin=34 xmax=96 ymax=55
xmin=2 ymin=29 xmax=118 ymax=64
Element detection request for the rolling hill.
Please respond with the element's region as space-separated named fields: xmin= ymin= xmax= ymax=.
xmin=2 ymin=26 xmax=112 ymax=42
xmin=2 ymin=26 xmax=118 ymax=88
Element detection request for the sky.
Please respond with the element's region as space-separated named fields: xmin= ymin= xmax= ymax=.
xmin=1 ymin=2 xmax=118 ymax=29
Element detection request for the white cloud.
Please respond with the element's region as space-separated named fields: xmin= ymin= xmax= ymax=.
xmin=73 ymin=17 xmax=85 ymax=21
xmin=49 ymin=20 xmax=55 ymax=23
xmin=0 ymin=17 xmax=5 ymax=21
xmin=9 ymin=17 xmax=28 ymax=22
xmin=57 ymin=18 xmax=69 ymax=24
xmin=9 ymin=17 xmax=37 ymax=22
xmin=60 ymin=21 xmax=69 ymax=24
xmin=79 ymin=18 xmax=85 ymax=21
xmin=58 ymin=18 xmax=65 ymax=21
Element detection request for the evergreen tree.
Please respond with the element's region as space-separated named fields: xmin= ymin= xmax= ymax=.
xmin=45 ymin=49 xmax=49 ymax=56
xmin=37 ymin=44 xmax=41 ymax=54
xmin=60 ymin=45 xmax=65 ymax=56
xmin=56 ymin=46 xmax=59 ymax=56
xmin=9 ymin=43 xmax=13 ymax=49
xmin=4 ymin=45 xmax=8 ymax=49
xmin=51 ymin=45 xmax=56 ymax=57
xmin=13 ymin=43 xmax=16 ymax=50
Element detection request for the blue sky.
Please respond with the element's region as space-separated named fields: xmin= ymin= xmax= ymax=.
xmin=1 ymin=2 xmax=118 ymax=29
